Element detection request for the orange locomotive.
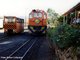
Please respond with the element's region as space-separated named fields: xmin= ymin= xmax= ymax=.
xmin=4 ymin=16 xmax=24 ymax=34
xmin=28 ymin=9 xmax=47 ymax=34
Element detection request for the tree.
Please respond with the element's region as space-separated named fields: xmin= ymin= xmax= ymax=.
xmin=47 ymin=8 xmax=59 ymax=24
xmin=58 ymin=16 xmax=63 ymax=23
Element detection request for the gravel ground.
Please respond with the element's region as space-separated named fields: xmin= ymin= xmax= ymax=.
xmin=36 ymin=37 xmax=57 ymax=60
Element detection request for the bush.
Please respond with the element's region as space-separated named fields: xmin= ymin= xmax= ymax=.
xmin=48 ymin=24 xmax=80 ymax=49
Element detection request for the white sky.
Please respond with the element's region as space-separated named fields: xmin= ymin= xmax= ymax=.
xmin=0 ymin=0 xmax=79 ymax=18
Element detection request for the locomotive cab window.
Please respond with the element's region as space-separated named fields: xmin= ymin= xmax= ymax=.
xmin=5 ymin=17 xmax=15 ymax=23
xmin=38 ymin=13 xmax=42 ymax=18
xmin=20 ymin=19 xmax=24 ymax=23
xmin=16 ymin=18 xmax=24 ymax=23
xmin=34 ymin=13 xmax=37 ymax=17
xmin=33 ymin=12 xmax=42 ymax=18
xmin=17 ymin=18 xmax=21 ymax=23
xmin=29 ymin=13 xmax=33 ymax=18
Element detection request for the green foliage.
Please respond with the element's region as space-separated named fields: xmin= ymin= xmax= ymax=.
xmin=47 ymin=8 xmax=59 ymax=24
xmin=58 ymin=16 xmax=63 ymax=23
xmin=48 ymin=24 xmax=80 ymax=49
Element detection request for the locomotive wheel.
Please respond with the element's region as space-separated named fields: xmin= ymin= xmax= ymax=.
xmin=7 ymin=29 xmax=13 ymax=35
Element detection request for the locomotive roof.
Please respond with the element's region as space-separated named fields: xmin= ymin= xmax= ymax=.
xmin=4 ymin=16 xmax=16 ymax=18
xmin=4 ymin=16 xmax=24 ymax=20
xmin=32 ymin=9 xmax=45 ymax=13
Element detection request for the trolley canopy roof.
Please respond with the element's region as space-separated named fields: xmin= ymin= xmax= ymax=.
xmin=63 ymin=2 xmax=80 ymax=16
xmin=4 ymin=16 xmax=24 ymax=20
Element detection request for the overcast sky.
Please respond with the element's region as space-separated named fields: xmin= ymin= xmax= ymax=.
xmin=0 ymin=0 xmax=79 ymax=18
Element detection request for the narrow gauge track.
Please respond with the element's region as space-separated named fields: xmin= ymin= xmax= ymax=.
xmin=0 ymin=34 xmax=15 ymax=54
xmin=0 ymin=33 xmax=32 ymax=59
xmin=27 ymin=36 xmax=46 ymax=60
xmin=0 ymin=33 xmax=31 ymax=54
xmin=0 ymin=34 xmax=30 ymax=55
xmin=0 ymin=34 xmax=7 ymax=39
xmin=0 ymin=34 xmax=10 ymax=42
xmin=4 ymin=37 xmax=38 ymax=60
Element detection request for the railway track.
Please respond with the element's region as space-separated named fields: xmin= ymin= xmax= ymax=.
xmin=1 ymin=37 xmax=37 ymax=60
xmin=0 ymin=34 xmax=11 ymax=44
xmin=0 ymin=34 xmax=15 ymax=54
xmin=0 ymin=34 xmax=8 ymax=40
xmin=0 ymin=33 xmax=43 ymax=60
xmin=0 ymin=34 xmax=32 ymax=55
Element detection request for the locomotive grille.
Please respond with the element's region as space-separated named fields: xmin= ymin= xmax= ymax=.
xmin=34 ymin=26 xmax=41 ymax=30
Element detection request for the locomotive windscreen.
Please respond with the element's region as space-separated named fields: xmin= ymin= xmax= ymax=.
xmin=33 ymin=12 xmax=42 ymax=18
xmin=5 ymin=17 xmax=15 ymax=23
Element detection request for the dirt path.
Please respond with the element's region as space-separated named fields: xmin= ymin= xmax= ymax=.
xmin=36 ymin=37 xmax=57 ymax=60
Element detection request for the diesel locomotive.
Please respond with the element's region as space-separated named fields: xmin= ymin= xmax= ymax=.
xmin=28 ymin=9 xmax=47 ymax=34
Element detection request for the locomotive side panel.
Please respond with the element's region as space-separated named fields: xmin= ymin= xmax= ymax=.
xmin=16 ymin=23 xmax=24 ymax=33
xmin=15 ymin=18 xmax=24 ymax=33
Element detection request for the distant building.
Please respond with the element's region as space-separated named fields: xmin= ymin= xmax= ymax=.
xmin=63 ymin=2 xmax=80 ymax=24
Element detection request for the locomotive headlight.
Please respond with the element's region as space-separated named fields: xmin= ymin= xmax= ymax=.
xmin=30 ymin=26 xmax=35 ymax=32
xmin=41 ymin=27 xmax=44 ymax=30
xmin=35 ymin=19 xmax=40 ymax=24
